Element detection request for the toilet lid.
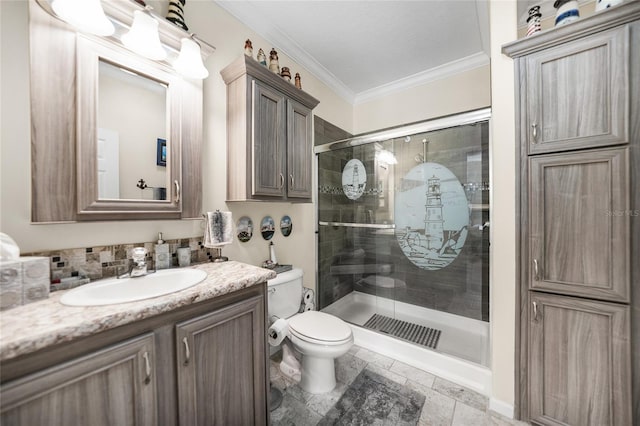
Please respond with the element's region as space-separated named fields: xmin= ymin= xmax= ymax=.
xmin=287 ymin=311 xmax=352 ymax=342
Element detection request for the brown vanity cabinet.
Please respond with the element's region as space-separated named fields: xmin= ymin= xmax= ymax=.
xmin=221 ymin=55 xmax=318 ymax=202
xmin=0 ymin=285 xmax=269 ymax=425
xmin=0 ymin=334 xmax=157 ymax=426
xmin=528 ymin=292 xmax=630 ymax=426
xmin=528 ymin=147 xmax=629 ymax=302
xmin=524 ymin=26 xmax=629 ymax=155
xmin=503 ymin=3 xmax=639 ymax=424
xmin=176 ymin=295 xmax=267 ymax=426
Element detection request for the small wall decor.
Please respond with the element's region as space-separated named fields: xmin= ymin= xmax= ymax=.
xmin=268 ymin=48 xmax=280 ymax=74
xmin=261 ymin=216 xmax=275 ymax=240
xmin=280 ymin=215 xmax=292 ymax=237
xmin=156 ymin=138 xmax=167 ymax=167
xmin=295 ymin=72 xmax=302 ymax=89
xmin=257 ymin=48 xmax=267 ymax=66
xmin=166 ymin=0 xmax=188 ymax=31
xmin=244 ymin=39 xmax=253 ymax=57
xmin=236 ymin=216 xmax=253 ymax=242
xmin=342 ymin=159 xmax=366 ymax=200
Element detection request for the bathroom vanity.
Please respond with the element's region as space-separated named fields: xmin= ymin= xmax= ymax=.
xmin=0 ymin=262 xmax=275 ymax=425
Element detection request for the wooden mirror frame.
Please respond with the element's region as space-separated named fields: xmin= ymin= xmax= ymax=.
xmin=29 ymin=0 xmax=214 ymax=222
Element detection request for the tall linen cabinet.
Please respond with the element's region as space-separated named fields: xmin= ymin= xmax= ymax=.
xmin=503 ymin=3 xmax=640 ymax=425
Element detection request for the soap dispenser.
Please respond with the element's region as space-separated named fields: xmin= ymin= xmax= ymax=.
xmin=155 ymin=233 xmax=170 ymax=270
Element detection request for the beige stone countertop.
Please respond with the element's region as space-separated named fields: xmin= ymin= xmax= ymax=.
xmin=0 ymin=261 xmax=276 ymax=362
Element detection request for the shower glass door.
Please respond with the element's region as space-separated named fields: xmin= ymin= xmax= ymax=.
xmin=317 ymin=110 xmax=490 ymax=366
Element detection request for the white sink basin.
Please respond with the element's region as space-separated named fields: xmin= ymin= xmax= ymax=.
xmin=60 ymin=268 xmax=208 ymax=306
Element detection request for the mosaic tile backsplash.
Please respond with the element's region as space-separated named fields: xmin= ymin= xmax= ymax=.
xmin=23 ymin=237 xmax=217 ymax=292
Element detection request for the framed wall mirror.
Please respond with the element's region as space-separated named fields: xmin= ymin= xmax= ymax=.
xmin=76 ymin=35 xmax=182 ymax=219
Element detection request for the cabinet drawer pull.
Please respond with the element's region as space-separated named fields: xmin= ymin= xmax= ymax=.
xmin=174 ymin=180 xmax=181 ymax=203
xmin=182 ymin=337 xmax=190 ymax=365
xmin=279 ymin=173 xmax=285 ymax=189
xmin=533 ymin=301 xmax=539 ymax=321
xmin=289 ymin=174 xmax=294 ymax=188
xmin=533 ymin=259 xmax=540 ymax=280
xmin=531 ymin=123 xmax=538 ymax=142
xmin=142 ymin=351 xmax=151 ymax=384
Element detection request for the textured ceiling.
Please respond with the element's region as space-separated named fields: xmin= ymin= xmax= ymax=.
xmin=216 ymin=1 xmax=491 ymax=103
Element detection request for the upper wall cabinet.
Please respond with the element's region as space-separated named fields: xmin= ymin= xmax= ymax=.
xmin=524 ymin=26 xmax=629 ymax=155
xmin=29 ymin=0 xmax=214 ymax=222
xmin=221 ymin=56 xmax=319 ymax=202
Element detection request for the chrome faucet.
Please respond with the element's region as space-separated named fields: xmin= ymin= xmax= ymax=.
xmin=118 ymin=247 xmax=151 ymax=279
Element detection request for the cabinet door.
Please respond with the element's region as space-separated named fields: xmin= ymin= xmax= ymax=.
xmin=526 ymin=26 xmax=629 ymax=154
xmin=287 ymin=99 xmax=313 ymax=199
xmin=176 ymin=295 xmax=267 ymax=426
xmin=529 ymin=292 xmax=631 ymax=425
xmin=529 ymin=147 xmax=629 ymax=302
xmin=252 ymin=80 xmax=286 ymax=197
xmin=0 ymin=333 xmax=156 ymax=426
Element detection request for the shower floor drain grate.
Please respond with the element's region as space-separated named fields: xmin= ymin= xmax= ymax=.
xmin=363 ymin=314 xmax=441 ymax=350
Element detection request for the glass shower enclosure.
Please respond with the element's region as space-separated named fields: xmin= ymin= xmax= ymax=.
xmin=316 ymin=109 xmax=490 ymax=366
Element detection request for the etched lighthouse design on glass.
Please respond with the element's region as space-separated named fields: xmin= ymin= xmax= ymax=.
xmin=342 ymin=159 xmax=366 ymax=201
xmin=424 ymin=176 xmax=444 ymax=250
xmin=396 ymin=163 xmax=469 ymax=270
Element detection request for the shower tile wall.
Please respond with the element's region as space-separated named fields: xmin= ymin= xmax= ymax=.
xmin=317 ymin=119 xmax=489 ymax=322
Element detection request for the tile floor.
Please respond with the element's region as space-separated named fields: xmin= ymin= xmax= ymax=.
xmin=270 ymin=345 xmax=529 ymax=425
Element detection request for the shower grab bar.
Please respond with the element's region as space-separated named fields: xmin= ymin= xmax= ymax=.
xmin=318 ymin=221 xmax=395 ymax=229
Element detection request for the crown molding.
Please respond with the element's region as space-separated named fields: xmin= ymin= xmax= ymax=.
xmin=215 ymin=1 xmax=356 ymax=104
xmin=354 ymin=52 xmax=489 ymax=105
xmin=216 ymin=1 xmax=488 ymax=106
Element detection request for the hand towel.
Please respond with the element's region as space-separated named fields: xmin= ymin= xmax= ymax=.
xmin=203 ymin=211 xmax=233 ymax=247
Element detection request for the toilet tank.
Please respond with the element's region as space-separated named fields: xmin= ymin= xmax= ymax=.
xmin=267 ymin=268 xmax=303 ymax=319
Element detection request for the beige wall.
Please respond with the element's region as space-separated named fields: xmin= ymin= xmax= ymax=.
xmin=489 ymin=0 xmax=517 ymax=412
xmin=353 ymin=65 xmax=491 ymax=134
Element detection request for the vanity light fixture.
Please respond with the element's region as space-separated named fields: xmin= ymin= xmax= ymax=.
xmin=173 ymin=36 xmax=209 ymax=80
xmin=51 ymin=0 xmax=114 ymax=36
xmin=121 ymin=8 xmax=167 ymax=61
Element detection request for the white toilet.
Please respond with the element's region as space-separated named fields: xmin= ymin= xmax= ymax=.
xmin=268 ymin=268 xmax=353 ymax=394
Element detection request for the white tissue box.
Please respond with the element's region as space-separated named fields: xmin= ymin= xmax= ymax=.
xmin=0 ymin=257 xmax=50 ymax=310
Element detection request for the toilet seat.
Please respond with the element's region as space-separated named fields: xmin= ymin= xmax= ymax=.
xmin=288 ymin=311 xmax=352 ymax=346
